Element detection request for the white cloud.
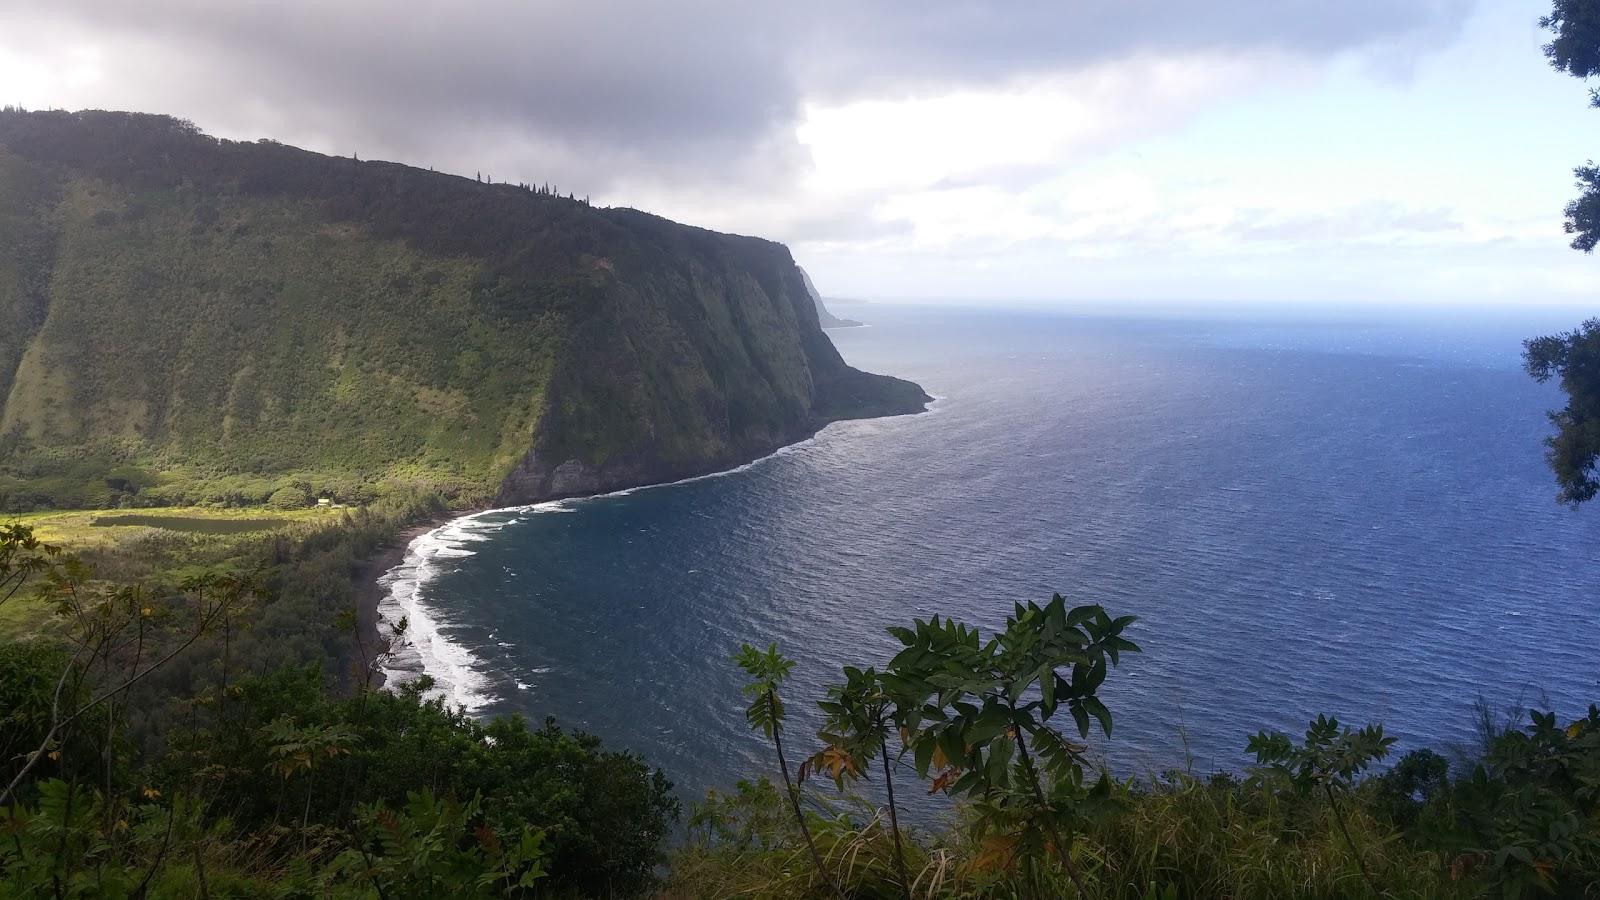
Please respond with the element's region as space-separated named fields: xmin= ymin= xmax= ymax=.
xmin=6 ymin=0 xmax=1591 ymax=307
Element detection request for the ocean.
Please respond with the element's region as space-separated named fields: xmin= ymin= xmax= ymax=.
xmin=378 ymin=303 xmax=1600 ymax=807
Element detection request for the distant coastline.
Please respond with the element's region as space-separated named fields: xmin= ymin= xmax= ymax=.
xmin=798 ymin=265 xmax=866 ymax=328
xmin=821 ymin=313 xmax=865 ymax=329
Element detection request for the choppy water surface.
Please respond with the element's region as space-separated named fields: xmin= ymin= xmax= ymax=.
xmin=381 ymin=304 xmax=1600 ymax=804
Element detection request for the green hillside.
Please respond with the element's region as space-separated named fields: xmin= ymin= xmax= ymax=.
xmin=0 ymin=110 xmax=927 ymax=511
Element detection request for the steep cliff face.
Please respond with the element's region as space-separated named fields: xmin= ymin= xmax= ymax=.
xmin=0 ymin=110 xmax=927 ymax=510
xmin=495 ymin=213 xmax=926 ymax=502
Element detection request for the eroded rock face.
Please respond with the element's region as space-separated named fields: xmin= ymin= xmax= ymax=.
xmin=494 ymin=424 xmax=810 ymax=506
xmin=497 ymin=452 xmax=668 ymax=504
xmin=498 ymin=453 xmax=656 ymax=504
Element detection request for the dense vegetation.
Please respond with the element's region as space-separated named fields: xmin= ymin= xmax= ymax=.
xmin=0 ymin=109 xmax=926 ymax=513
xmin=3 ymin=522 xmax=1596 ymax=898
xmin=1526 ymin=0 xmax=1600 ymax=505
xmin=2 ymin=6 xmax=1596 ymax=895
xmin=0 ymin=522 xmax=678 ymax=898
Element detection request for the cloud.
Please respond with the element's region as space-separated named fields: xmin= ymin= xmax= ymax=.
xmin=793 ymin=0 xmax=1473 ymax=96
xmin=21 ymin=0 xmax=1570 ymax=307
xmin=0 ymin=0 xmax=1473 ymax=195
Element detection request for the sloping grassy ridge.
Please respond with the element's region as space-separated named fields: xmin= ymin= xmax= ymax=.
xmin=0 ymin=109 xmax=928 ymax=511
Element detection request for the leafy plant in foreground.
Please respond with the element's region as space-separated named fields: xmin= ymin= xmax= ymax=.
xmin=1447 ymin=705 xmax=1600 ymax=896
xmin=1523 ymin=318 xmax=1600 ymax=505
xmin=883 ymin=595 xmax=1138 ymax=896
xmin=1248 ymin=714 xmax=1395 ymax=893
xmin=734 ymin=642 xmax=842 ymax=897
xmin=802 ymin=664 xmax=913 ymax=900
xmin=1522 ymin=6 xmax=1600 ymax=504
xmin=263 ymin=715 xmax=360 ymax=835
xmin=0 ymin=521 xmax=59 ymax=608
xmin=0 ymin=527 xmax=254 ymax=809
xmin=335 ymin=789 xmax=548 ymax=899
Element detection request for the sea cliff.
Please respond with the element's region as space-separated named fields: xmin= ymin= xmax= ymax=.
xmin=0 ymin=109 xmax=928 ymax=511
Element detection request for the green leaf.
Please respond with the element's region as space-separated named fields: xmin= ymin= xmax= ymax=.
xmin=914 ymin=735 xmax=934 ymax=777
xmin=1006 ymin=677 xmax=1029 ymax=704
xmin=1070 ymin=701 xmax=1090 ymax=739
xmin=966 ymin=705 xmax=1012 ymax=747
xmin=1084 ymin=696 xmax=1113 ymax=737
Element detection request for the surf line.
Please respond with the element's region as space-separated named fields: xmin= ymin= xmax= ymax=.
xmin=373 ymin=419 xmax=896 ymax=711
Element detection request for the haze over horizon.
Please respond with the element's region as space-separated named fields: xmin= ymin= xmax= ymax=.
xmin=3 ymin=0 xmax=1595 ymax=308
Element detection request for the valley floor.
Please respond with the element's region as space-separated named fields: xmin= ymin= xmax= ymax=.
xmin=0 ymin=504 xmax=345 ymax=637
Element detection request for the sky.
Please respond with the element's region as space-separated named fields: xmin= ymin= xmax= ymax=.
xmin=0 ymin=0 xmax=1596 ymax=308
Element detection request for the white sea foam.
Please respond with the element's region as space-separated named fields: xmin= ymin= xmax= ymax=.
xmin=375 ymin=510 xmax=514 ymax=712
xmin=376 ymin=409 xmax=928 ymax=713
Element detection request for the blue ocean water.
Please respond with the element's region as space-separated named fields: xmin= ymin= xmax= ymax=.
xmin=380 ymin=304 xmax=1600 ymax=806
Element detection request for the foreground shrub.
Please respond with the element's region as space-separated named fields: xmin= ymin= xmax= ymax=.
xmin=681 ymin=593 xmax=1598 ymax=899
xmin=0 ymin=522 xmax=678 ymax=897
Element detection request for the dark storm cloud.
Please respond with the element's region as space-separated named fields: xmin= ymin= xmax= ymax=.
xmin=3 ymin=0 xmax=1474 ymax=192
xmin=10 ymin=1 xmax=800 ymax=179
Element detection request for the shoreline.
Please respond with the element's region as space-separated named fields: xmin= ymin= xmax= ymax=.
xmin=354 ymin=405 xmax=932 ymax=706
xmin=353 ymin=514 xmax=474 ymax=690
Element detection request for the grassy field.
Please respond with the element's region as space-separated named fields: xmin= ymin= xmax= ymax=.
xmin=0 ymin=591 xmax=50 ymax=638
xmin=1 ymin=505 xmax=346 ymax=636
xmin=10 ymin=505 xmax=338 ymax=548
